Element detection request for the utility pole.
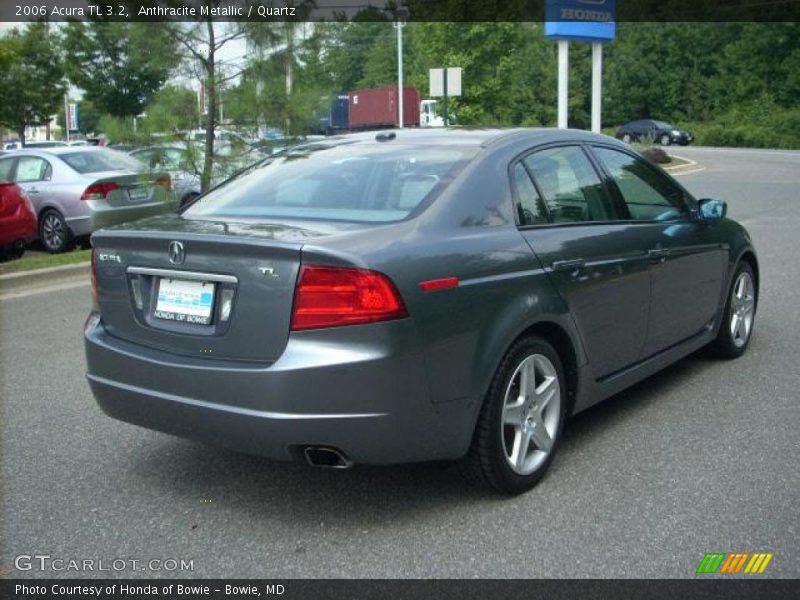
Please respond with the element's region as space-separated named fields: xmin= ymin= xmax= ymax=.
xmin=591 ymin=42 xmax=603 ymax=133
xmin=394 ymin=6 xmax=409 ymax=128
xmin=557 ymin=40 xmax=569 ymax=129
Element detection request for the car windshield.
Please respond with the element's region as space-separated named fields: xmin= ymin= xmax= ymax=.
xmin=184 ymin=143 xmax=477 ymax=223
xmin=60 ymin=149 xmax=144 ymax=173
xmin=654 ymin=121 xmax=674 ymax=129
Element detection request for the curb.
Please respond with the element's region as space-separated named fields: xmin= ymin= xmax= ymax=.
xmin=664 ymin=155 xmax=705 ymax=175
xmin=0 ymin=262 xmax=90 ymax=296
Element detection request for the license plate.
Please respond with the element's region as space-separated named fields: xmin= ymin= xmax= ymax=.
xmin=128 ymin=187 xmax=149 ymax=201
xmin=154 ymin=278 xmax=215 ymax=325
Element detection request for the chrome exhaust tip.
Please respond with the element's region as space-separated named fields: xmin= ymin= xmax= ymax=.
xmin=303 ymin=446 xmax=353 ymax=469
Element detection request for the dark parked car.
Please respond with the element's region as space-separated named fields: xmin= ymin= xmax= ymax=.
xmin=0 ymin=180 xmax=37 ymax=259
xmin=616 ymin=119 xmax=693 ymax=146
xmin=85 ymin=129 xmax=757 ymax=493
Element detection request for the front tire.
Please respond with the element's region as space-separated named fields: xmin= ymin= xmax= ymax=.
xmin=39 ymin=209 xmax=73 ymax=254
xmin=622 ymin=133 xmax=632 ymax=144
xmin=659 ymin=134 xmax=671 ymax=146
xmin=712 ymin=262 xmax=757 ymax=359
xmin=460 ymin=336 xmax=567 ymax=494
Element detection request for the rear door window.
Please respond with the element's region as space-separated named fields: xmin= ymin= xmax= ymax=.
xmin=14 ymin=157 xmax=51 ymax=182
xmin=510 ymin=162 xmax=548 ymax=226
xmin=523 ymin=146 xmax=616 ymax=223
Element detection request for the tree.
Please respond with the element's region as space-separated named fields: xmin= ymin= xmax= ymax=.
xmin=241 ymin=1 xmax=317 ymax=134
xmin=167 ymin=3 xmax=246 ymax=191
xmin=62 ymin=21 xmax=178 ymax=118
xmin=142 ymin=86 xmax=199 ymax=135
xmin=0 ymin=23 xmax=66 ymax=144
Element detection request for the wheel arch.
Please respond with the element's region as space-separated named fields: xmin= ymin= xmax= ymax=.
xmin=738 ymin=249 xmax=759 ymax=297
xmin=474 ymin=316 xmax=583 ymax=424
xmin=514 ymin=320 xmax=581 ymax=416
xmin=37 ymin=204 xmax=64 ymax=221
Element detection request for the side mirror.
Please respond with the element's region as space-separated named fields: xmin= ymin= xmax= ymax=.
xmin=698 ymin=198 xmax=727 ymax=221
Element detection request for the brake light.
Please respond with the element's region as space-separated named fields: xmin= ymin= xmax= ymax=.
xmin=90 ymin=248 xmax=99 ymax=306
xmin=291 ymin=265 xmax=408 ymax=331
xmin=81 ymin=182 xmax=119 ymax=201
xmin=155 ymin=173 xmax=172 ymax=191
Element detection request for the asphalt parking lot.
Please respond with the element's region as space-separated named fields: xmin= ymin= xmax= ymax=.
xmin=1 ymin=146 xmax=798 ymax=578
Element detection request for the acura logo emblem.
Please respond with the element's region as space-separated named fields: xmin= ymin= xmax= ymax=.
xmin=168 ymin=241 xmax=185 ymax=265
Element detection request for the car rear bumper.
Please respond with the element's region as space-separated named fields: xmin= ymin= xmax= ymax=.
xmin=0 ymin=211 xmax=37 ymax=246
xmin=84 ymin=314 xmax=475 ymax=465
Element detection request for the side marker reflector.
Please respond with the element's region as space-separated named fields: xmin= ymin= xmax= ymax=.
xmin=419 ymin=277 xmax=459 ymax=292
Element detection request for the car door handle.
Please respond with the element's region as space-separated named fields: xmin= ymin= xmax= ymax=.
xmin=648 ymin=248 xmax=670 ymax=262
xmin=552 ymin=258 xmax=586 ymax=272
xmin=27 ymin=187 xmax=40 ymax=194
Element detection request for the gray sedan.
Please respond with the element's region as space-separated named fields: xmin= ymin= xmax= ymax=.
xmin=0 ymin=147 xmax=174 ymax=252
xmin=85 ymin=129 xmax=758 ymax=493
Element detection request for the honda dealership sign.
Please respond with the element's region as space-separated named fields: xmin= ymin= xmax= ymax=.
xmin=545 ymin=0 xmax=616 ymax=42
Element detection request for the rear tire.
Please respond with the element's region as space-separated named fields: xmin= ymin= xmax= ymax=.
xmin=39 ymin=209 xmax=73 ymax=254
xmin=711 ymin=262 xmax=757 ymax=359
xmin=622 ymin=134 xmax=632 ymax=144
xmin=460 ymin=336 xmax=567 ymax=494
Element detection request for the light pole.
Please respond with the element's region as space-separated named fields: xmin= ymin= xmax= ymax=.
xmin=393 ymin=6 xmax=409 ymax=128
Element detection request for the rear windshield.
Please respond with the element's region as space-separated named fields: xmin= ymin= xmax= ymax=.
xmin=184 ymin=143 xmax=477 ymax=223
xmin=60 ymin=149 xmax=144 ymax=174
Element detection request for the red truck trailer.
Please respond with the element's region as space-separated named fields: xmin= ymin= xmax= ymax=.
xmin=348 ymin=86 xmax=421 ymax=129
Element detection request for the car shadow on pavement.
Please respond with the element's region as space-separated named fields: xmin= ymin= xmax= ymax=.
xmin=123 ymin=348 xmax=721 ymax=524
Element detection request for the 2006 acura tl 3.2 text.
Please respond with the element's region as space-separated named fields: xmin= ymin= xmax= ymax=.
xmin=84 ymin=129 xmax=758 ymax=494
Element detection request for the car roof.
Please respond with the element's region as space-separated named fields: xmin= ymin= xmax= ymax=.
xmin=10 ymin=146 xmax=115 ymax=158
xmin=292 ymin=128 xmax=618 ymax=149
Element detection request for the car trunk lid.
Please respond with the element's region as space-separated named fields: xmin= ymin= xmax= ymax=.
xmin=91 ymin=216 xmax=332 ymax=362
xmin=83 ymin=171 xmax=171 ymax=207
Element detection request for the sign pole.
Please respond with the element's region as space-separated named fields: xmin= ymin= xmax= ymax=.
xmin=591 ymin=42 xmax=603 ymax=133
xmin=64 ymin=94 xmax=70 ymax=143
xmin=396 ymin=21 xmax=404 ymax=128
xmin=557 ymin=40 xmax=569 ymax=129
xmin=443 ymin=67 xmax=449 ymax=127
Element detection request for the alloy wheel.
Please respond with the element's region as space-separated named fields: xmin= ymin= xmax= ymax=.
xmin=500 ymin=354 xmax=561 ymax=476
xmin=41 ymin=213 xmax=65 ymax=252
xmin=730 ymin=271 xmax=755 ymax=348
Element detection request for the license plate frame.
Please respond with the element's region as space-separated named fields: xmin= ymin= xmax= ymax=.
xmin=154 ymin=278 xmax=215 ymax=325
xmin=128 ymin=186 xmax=149 ymax=202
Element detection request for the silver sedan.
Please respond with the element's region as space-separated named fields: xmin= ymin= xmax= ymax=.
xmin=0 ymin=147 xmax=175 ymax=252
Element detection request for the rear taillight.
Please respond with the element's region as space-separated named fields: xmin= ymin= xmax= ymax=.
xmin=81 ymin=182 xmax=119 ymax=201
xmin=155 ymin=174 xmax=172 ymax=191
xmin=90 ymin=248 xmax=99 ymax=306
xmin=291 ymin=265 xmax=408 ymax=331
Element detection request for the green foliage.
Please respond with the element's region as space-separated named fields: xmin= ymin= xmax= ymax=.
xmin=687 ymin=96 xmax=800 ymax=149
xmin=141 ymin=86 xmax=199 ymax=135
xmin=97 ymin=114 xmax=147 ymax=145
xmin=0 ymin=23 xmax=66 ymax=142
xmin=62 ymin=21 xmax=179 ymax=118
